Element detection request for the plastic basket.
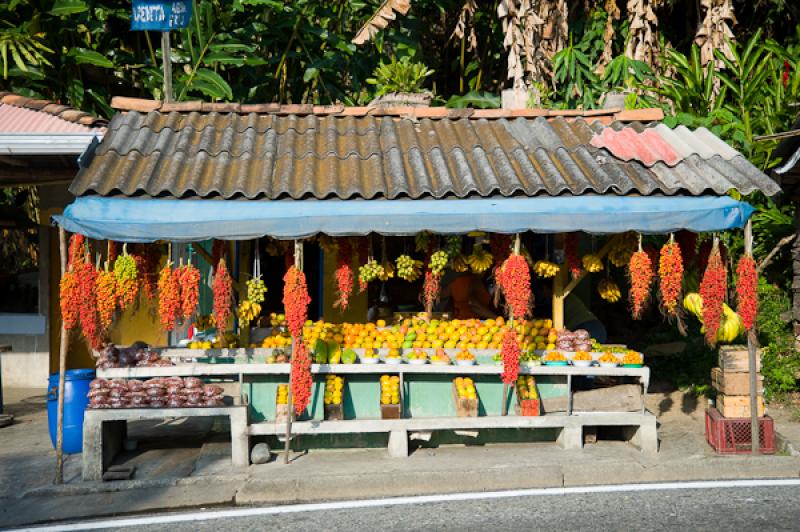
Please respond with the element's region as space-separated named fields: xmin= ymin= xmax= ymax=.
xmin=705 ymin=407 xmax=775 ymax=455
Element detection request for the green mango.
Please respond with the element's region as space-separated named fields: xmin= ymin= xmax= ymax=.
xmin=329 ymin=348 xmax=342 ymax=364
xmin=314 ymin=339 xmax=328 ymax=364
xmin=341 ymin=348 xmax=358 ymax=364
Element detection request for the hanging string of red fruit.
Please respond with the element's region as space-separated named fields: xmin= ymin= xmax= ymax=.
xmin=500 ymin=328 xmax=521 ymax=385
xmin=700 ymin=240 xmax=727 ymax=345
xmin=291 ymin=340 xmax=313 ymax=415
xmin=565 ymin=233 xmax=581 ymax=278
xmin=658 ymin=236 xmax=684 ymax=317
xmin=422 ymin=269 xmax=440 ymax=315
xmin=178 ymin=263 xmax=201 ymax=321
xmin=628 ymin=238 xmax=654 ymax=320
xmin=95 ymin=264 xmax=117 ymax=332
xmin=157 ymin=262 xmax=181 ymax=331
xmin=212 ymin=259 xmax=233 ymax=332
xmin=333 ymin=238 xmax=354 ymax=311
xmin=67 ymin=233 xmax=85 ymax=270
xmin=735 ymin=254 xmax=757 ymax=331
xmin=134 ymin=244 xmax=160 ymax=301
xmin=497 ymin=253 xmax=532 ymax=320
xmin=113 ymin=246 xmax=139 ymax=311
xmin=77 ymin=260 xmax=103 ymax=350
xmin=283 ymin=265 xmax=311 ymax=338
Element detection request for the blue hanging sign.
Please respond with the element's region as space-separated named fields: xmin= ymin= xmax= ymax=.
xmin=131 ymin=0 xmax=192 ymax=31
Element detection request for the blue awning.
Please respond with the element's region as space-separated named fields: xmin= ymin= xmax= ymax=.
xmin=54 ymin=195 xmax=754 ymax=242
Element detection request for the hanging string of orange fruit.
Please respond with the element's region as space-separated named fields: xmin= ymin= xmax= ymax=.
xmin=628 ymin=235 xmax=654 ymax=320
xmin=658 ymin=235 xmax=684 ymax=318
xmin=157 ymin=261 xmax=181 ymax=331
xmin=700 ymin=238 xmax=727 ymax=345
xmin=212 ymin=259 xmax=233 ymax=332
xmin=333 ymin=238 xmax=354 ymax=311
xmin=77 ymin=258 xmax=102 ymax=350
xmin=95 ymin=262 xmax=117 ymax=332
xmin=178 ymin=262 xmax=201 ymax=321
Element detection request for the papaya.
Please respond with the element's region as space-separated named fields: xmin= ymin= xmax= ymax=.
xmin=328 ymin=346 xmax=342 ymax=364
xmin=341 ymin=348 xmax=357 ymax=364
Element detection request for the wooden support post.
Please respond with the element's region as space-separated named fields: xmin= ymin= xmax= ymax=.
xmin=161 ymin=32 xmax=173 ymax=102
xmin=54 ymin=226 xmax=69 ymax=484
xmin=553 ymin=265 xmax=567 ymax=331
xmin=744 ymin=221 xmax=760 ymax=455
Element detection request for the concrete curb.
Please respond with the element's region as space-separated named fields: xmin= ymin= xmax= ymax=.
xmin=23 ymin=473 xmax=249 ymax=498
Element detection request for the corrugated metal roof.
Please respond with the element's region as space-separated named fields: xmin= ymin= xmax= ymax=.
xmin=0 ymin=92 xmax=107 ymax=133
xmin=69 ymin=111 xmax=781 ymax=200
xmin=0 ymin=104 xmax=100 ymax=134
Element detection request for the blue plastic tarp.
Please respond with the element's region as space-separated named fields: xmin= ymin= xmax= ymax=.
xmin=54 ymin=195 xmax=755 ymax=242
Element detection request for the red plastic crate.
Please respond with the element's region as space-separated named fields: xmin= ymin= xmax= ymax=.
xmin=705 ymin=407 xmax=775 ymax=454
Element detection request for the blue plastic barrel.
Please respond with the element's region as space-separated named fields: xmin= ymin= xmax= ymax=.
xmin=47 ymin=368 xmax=95 ymax=454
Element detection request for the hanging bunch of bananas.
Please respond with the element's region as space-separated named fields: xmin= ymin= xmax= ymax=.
xmin=444 ymin=235 xmax=462 ymax=258
xmin=396 ymin=254 xmax=423 ymax=282
xmin=358 ymin=259 xmax=385 ymax=284
xmin=451 ymin=254 xmax=469 ymax=273
xmin=237 ymin=300 xmax=262 ymax=325
xmin=533 ymin=259 xmax=560 ymax=278
xmin=466 ymin=244 xmax=493 ymax=273
xmin=683 ymin=293 xmax=744 ymax=344
xmin=415 ymin=231 xmax=432 ymax=252
xmin=598 ymin=278 xmax=621 ymax=303
xmin=582 ymin=253 xmax=604 ymax=273
xmin=608 ymin=232 xmax=637 ymax=267
xmin=377 ymin=260 xmax=395 ymax=281
xmin=430 ymin=250 xmax=449 ymax=275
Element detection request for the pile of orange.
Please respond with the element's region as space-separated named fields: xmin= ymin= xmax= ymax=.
xmin=301 ymin=316 xmax=556 ymax=352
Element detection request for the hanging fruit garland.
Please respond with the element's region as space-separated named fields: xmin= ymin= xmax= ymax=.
xmin=178 ymin=262 xmax=201 ymax=321
xmin=291 ymin=340 xmax=313 ymax=415
xmin=95 ymin=263 xmax=118 ymax=332
xmin=212 ymin=259 xmax=233 ymax=332
xmin=658 ymin=236 xmax=684 ymax=318
xmin=500 ymin=328 xmax=521 ymax=385
xmin=67 ymin=233 xmax=85 ymax=269
xmin=283 ymin=265 xmax=311 ymax=338
xmin=333 ymin=239 xmax=354 ymax=311
xmin=113 ymin=246 xmax=139 ymax=311
xmin=157 ymin=262 xmax=181 ymax=331
xmin=422 ymin=269 xmax=441 ymax=315
xmin=497 ymin=253 xmax=532 ymax=320
xmin=565 ymin=233 xmax=582 ymax=278
xmin=735 ymin=254 xmax=757 ymax=332
xmin=700 ymin=240 xmax=727 ymax=345
xmin=77 ymin=260 xmax=102 ymax=350
xmin=59 ymin=270 xmax=80 ymax=330
xmin=628 ymin=242 xmax=654 ymax=320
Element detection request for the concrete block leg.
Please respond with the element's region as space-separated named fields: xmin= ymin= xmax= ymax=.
xmin=388 ymin=430 xmax=409 ymax=458
xmin=229 ymin=408 xmax=250 ymax=466
xmin=624 ymin=421 xmax=659 ymax=454
xmin=82 ymin=415 xmax=126 ymax=481
xmin=557 ymin=425 xmax=583 ymax=450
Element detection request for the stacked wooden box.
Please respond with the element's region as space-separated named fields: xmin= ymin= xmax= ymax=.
xmin=713 ymin=345 xmax=764 ymax=418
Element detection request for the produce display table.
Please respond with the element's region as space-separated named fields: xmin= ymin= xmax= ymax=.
xmin=0 ymin=344 xmax=9 ymax=416
xmin=96 ymin=359 xmax=654 ymax=460
xmin=248 ymin=412 xmax=658 ymax=457
xmin=81 ymin=406 xmax=248 ymax=481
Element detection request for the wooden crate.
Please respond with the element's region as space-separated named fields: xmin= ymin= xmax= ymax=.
xmin=451 ymin=382 xmax=478 ymax=417
xmin=711 ymin=367 xmax=763 ymax=395
xmin=717 ymin=394 xmax=765 ymax=418
xmin=324 ymin=403 xmax=344 ymax=421
xmin=380 ymin=403 xmax=401 ymax=419
xmin=718 ymin=346 xmax=761 ymax=373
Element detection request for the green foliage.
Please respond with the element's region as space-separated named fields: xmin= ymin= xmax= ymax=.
xmin=445 ymin=91 xmax=500 ymax=109
xmin=0 ymin=22 xmax=52 ymax=79
xmin=366 ymin=56 xmax=434 ymax=96
xmin=757 ymin=279 xmax=798 ymax=399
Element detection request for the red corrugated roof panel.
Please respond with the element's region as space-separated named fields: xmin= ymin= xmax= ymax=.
xmin=0 ymin=104 xmax=99 ymax=134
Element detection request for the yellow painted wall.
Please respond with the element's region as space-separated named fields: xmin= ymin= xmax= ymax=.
xmin=321 ymin=251 xmax=367 ymax=323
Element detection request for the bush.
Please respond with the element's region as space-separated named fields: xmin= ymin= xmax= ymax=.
xmin=757 ymin=279 xmax=799 ymax=399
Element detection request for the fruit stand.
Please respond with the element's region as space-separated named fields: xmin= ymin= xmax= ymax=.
xmin=50 ymin=103 xmax=781 ymax=477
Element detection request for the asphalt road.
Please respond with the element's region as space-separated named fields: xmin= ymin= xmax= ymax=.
xmin=20 ymin=481 xmax=800 ymax=532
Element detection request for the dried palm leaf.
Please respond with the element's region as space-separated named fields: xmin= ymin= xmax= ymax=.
xmin=694 ymin=0 xmax=735 ymax=66
xmin=451 ymin=0 xmax=478 ymax=51
xmin=352 ymin=0 xmax=412 ymax=45
xmin=596 ymin=0 xmax=620 ymax=75
xmin=625 ymin=0 xmax=662 ymax=69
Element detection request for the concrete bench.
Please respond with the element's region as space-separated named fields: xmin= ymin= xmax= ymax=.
xmin=82 ymin=406 xmax=249 ymax=481
xmin=249 ymin=412 xmax=658 ymax=457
